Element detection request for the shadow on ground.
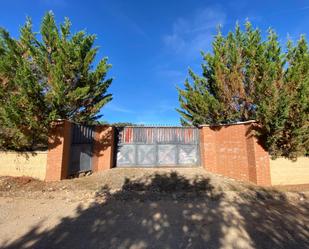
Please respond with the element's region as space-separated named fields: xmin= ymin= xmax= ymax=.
xmin=2 ymin=172 xmax=309 ymax=249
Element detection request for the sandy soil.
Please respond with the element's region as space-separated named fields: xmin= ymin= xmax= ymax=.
xmin=0 ymin=168 xmax=308 ymax=249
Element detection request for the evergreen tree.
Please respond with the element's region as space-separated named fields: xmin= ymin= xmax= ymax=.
xmin=0 ymin=12 xmax=112 ymax=150
xmin=282 ymin=37 xmax=309 ymax=158
xmin=177 ymin=22 xmax=309 ymax=159
xmin=177 ymin=23 xmax=265 ymax=125
xmin=254 ymin=29 xmax=289 ymax=158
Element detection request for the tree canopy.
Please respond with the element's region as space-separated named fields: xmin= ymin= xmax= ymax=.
xmin=177 ymin=22 xmax=309 ymax=159
xmin=0 ymin=12 xmax=113 ymax=150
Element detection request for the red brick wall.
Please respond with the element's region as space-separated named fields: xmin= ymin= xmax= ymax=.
xmin=200 ymin=122 xmax=271 ymax=186
xmin=92 ymin=126 xmax=115 ymax=172
xmin=46 ymin=120 xmax=72 ymax=181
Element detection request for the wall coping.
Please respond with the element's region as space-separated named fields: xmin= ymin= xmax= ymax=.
xmin=54 ymin=119 xmax=113 ymax=128
xmin=270 ymin=156 xmax=309 ymax=161
xmin=199 ymin=120 xmax=257 ymax=127
xmin=0 ymin=150 xmax=48 ymax=154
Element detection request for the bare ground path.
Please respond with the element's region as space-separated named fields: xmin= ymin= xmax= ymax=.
xmin=0 ymin=168 xmax=308 ymax=249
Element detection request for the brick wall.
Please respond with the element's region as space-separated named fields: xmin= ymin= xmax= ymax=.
xmin=7 ymin=118 xmax=305 ymax=187
xmin=200 ymin=122 xmax=271 ymax=186
xmin=4 ymin=119 xmax=305 ymax=186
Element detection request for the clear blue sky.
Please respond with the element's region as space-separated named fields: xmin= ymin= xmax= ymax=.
xmin=1 ymin=0 xmax=309 ymax=124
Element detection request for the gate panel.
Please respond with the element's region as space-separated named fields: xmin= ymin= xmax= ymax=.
xmin=178 ymin=145 xmax=199 ymax=165
xmin=116 ymin=127 xmax=200 ymax=167
xmin=137 ymin=145 xmax=156 ymax=166
xmin=117 ymin=145 xmax=136 ymax=166
xmin=158 ymin=145 xmax=177 ymax=165
xmin=69 ymin=124 xmax=94 ymax=174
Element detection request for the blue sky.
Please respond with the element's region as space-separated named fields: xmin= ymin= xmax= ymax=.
xmin=1 ymin=0 xmax=309 ymax=124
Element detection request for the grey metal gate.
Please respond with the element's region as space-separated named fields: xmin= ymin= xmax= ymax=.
xmin=116 ymin=126 xmax=200 ymax=167
xmin=69 ymin=124 xmax=95 ymax=174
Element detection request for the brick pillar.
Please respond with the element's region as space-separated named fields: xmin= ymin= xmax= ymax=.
xmin=245 ymin=124 xmax=271 ymax=186
xmin=251 ymin=135 xmax=271 ymax=186
xmin=199 ymin=122 xmax=271 ymax=186
xmin=199 ymin=126 xmax=217 ymax=173
xmin=92 ymin=126 xmax=115 ymax=172
xmin=246 ymin=132 xmax=258 ymax=184
xmin=45 ymin=120 xmax=72 ymax=181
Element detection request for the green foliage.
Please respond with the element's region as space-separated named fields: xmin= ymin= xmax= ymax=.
xmin=177 ymin=22 xmax=309 ymax=159
xmin=0 ymin=12 xmax=112 ymax=150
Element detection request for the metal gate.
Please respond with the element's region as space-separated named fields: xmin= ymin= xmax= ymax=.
xmin=116 ymin=126 xmax=200 ymax=167
xmin=69 ymin=124 xmax=95 ymax=174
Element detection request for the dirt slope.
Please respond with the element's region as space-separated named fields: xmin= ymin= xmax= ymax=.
xmin=0 ymin=168 xmax=308 ymax=249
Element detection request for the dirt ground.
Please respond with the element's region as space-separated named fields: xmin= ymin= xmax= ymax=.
xmin=0 ymin=168 xmax=308 ymax=249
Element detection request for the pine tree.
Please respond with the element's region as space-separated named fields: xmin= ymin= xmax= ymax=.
xmin=0 ymin=12 xmax=112 ymax=150
xmin=254 ymin=29 xmax=289 ymax=158
xmin=177 ymin=22 xmax=265 ymax=125
xmin=177 ymin=22 xmax=309 ymax=159
xmin=282 ymin=36 xmax=309 ymax=158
